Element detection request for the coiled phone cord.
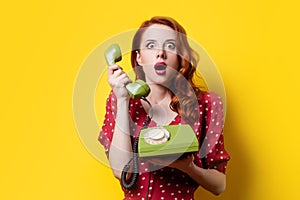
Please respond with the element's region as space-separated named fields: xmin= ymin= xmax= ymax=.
xmin=121 ymin=96 xmax=152 ymax=189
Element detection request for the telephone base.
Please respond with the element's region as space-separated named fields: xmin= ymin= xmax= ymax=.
xmin=138 ymin=125 xmax=199 ymax=158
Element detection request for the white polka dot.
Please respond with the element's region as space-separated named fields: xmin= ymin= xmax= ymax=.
xmin=162 ymin=190 xmax=165 ymax=193
xmin=178 ymin=190 xmax=182 ymax=193
xmin=137 ymin=193 xmax=140 ymax=196
xmin=140 ymin=186 xmax=144 ymax=189
xmin=160 ymin=185 xmax=163 ymax=188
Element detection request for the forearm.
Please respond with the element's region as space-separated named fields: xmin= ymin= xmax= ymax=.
xmin=184 ymin=164 xmax=226 ymax=195
xmin=108 ymin=98 xmax=132 ymax=179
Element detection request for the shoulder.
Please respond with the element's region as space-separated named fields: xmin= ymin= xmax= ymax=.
xmin=198 ymin=91 xmax=223 ymax=106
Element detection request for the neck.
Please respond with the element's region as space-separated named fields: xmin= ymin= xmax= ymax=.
xmin=147 ymin=84 xmax=171 ymax=105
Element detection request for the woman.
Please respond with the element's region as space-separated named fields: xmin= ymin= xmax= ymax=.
xmin=99 ymin=16 xmax=230 ymax=199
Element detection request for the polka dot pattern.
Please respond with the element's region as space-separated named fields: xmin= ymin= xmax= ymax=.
xmin=99 ymin=91 xmax=230 ymax=199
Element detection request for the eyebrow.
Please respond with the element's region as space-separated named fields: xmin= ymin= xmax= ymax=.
xmin=144 ymin=39 xmax=176 ymax=43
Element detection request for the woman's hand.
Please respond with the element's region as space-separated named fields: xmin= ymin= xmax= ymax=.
xmin=107 ymin=64 xmax=132 ymax=99
xmin=168 ymin=154 xmax=195 ymax=173
xmin=147 ymin=154 xmax=195 ymax=173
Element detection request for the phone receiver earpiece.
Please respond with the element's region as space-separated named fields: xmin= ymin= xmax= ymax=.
xmin=105 ymin=44 xmax=122 ymax=65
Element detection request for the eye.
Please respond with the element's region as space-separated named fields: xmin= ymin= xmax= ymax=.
xmin=146 ymin=42 xmax=156 ymax=49
xmin=166 ymin=42 xmax=176 ymax=50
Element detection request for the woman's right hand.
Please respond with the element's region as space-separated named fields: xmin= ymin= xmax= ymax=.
xmin=107 ymin=64 xmax=132 ymax=99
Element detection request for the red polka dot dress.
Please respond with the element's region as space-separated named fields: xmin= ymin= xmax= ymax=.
xmin=99 ymin=91 xmax=230 ymax=200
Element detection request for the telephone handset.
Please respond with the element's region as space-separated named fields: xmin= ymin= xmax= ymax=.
xmin=105 ymin=44 xmax=150 ymax=99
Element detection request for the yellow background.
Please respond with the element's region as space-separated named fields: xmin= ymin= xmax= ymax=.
xmin=1 ymin=0 xmax=299 ymax=199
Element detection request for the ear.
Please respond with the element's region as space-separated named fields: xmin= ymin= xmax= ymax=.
xmin=136 ymin=51 xmax=142 ymax=66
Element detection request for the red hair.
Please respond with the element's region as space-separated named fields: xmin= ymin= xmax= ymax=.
xmin=131 ymin=16 xmax=203 ymax=123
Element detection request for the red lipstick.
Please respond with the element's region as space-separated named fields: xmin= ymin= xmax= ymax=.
xmin=154 ymin=62 xmax=167 ymax=75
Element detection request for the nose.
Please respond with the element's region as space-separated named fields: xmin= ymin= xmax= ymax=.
xmin=156 ymin=48 xmax=166 ymax=59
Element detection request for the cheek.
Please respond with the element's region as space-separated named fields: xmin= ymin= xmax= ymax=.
xmin=169 ymin=54 xmax=179 ymax=70
xmin=140 ymin=51 xmax=156 ymax=64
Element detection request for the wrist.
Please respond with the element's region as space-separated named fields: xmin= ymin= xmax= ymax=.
xmin=182 ymin=161 xmax=197 ymax=175
xmin=117 ymin=97 xmax=130 ymax=104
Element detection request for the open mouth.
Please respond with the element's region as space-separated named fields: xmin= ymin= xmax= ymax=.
xmin=154 ymin=62 xmax=167 ymax=75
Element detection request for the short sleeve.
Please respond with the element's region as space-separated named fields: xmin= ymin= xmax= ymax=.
xmin=98 ymin=91 xmax=117 ymax=157
xmin=199 ymin=92 xmax=230 ymax=173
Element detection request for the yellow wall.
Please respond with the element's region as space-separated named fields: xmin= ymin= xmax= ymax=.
xmin=1 ymin=0 xmax=299 ymax=199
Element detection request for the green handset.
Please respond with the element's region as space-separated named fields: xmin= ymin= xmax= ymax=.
xmin=105 ymin=44 xmax=150 ymax=99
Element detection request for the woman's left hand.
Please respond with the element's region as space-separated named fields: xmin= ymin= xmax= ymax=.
xmin=168 ymin=154 xmax=194 ymax=173
xmin=147 ymin=154 xmax=195 ymax=173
